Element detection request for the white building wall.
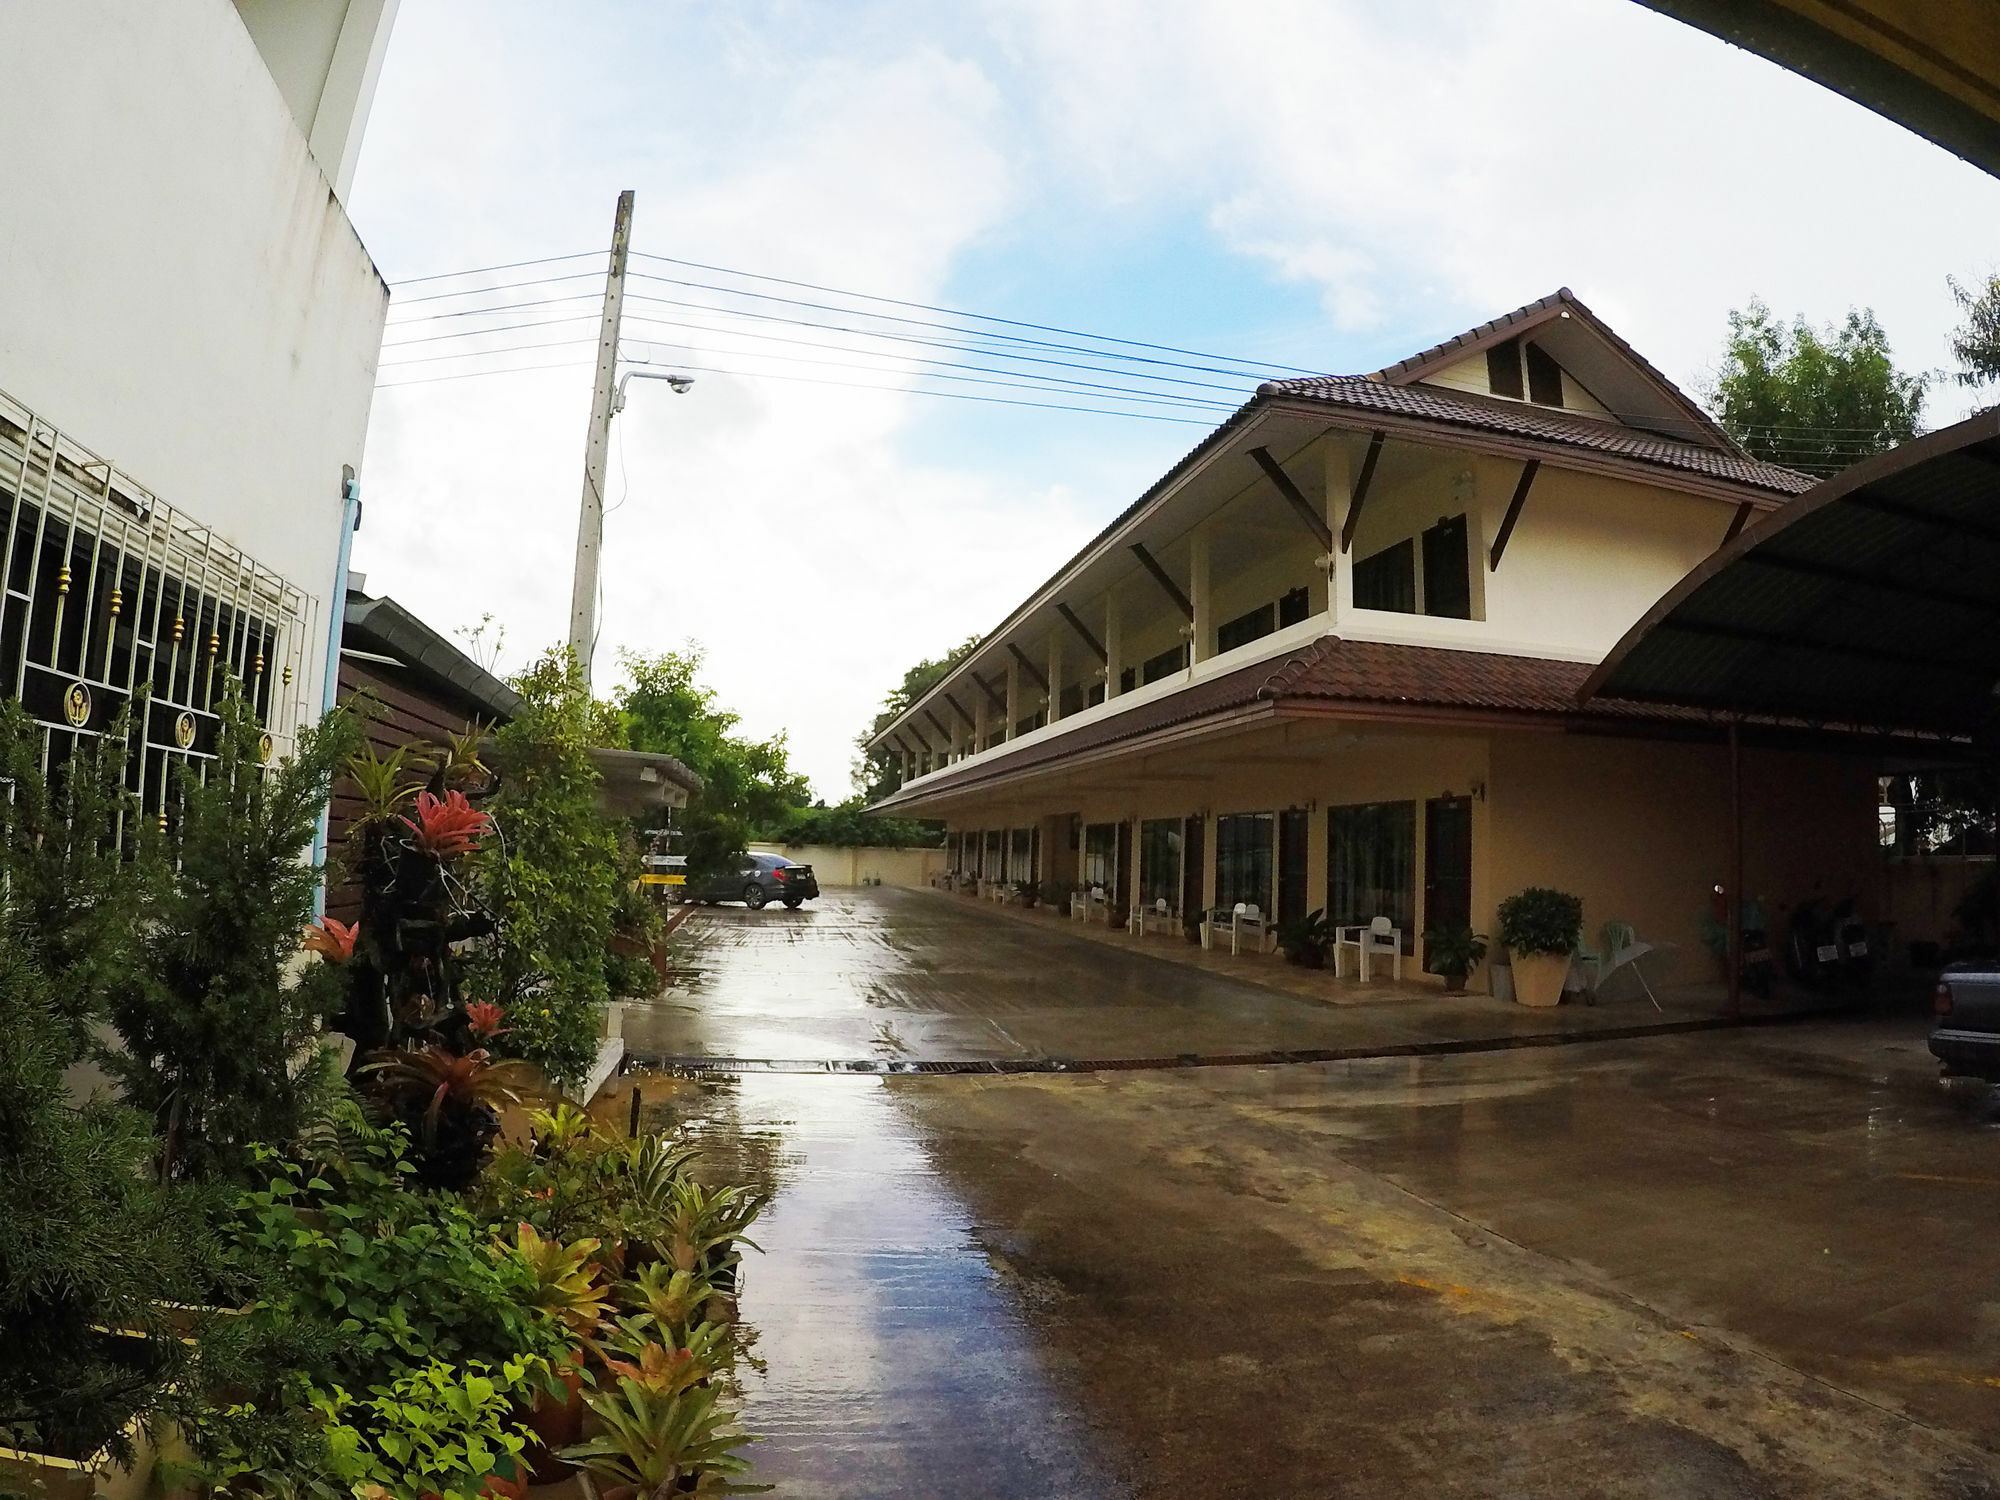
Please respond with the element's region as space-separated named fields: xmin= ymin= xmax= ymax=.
xmin=0 ymin=0 xmax=391 ymax=713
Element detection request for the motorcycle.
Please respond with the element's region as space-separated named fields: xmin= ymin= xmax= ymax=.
xmin=1703 ymin=885 xmax=1774 ymax=998
xmin=1785 ymin=897 xmax=1842 ymax=991
xmin=1831 ymin=895 xmax=1875 ymax=984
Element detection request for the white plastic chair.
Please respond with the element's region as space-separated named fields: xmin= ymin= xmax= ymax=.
xmin=1140 ymin=896 xmax=1175 ymax=936
xmin=1069 ymin=888 xmax=1088 ymax=921
xmin=1088 ymin=885 xmax=1109 ymax=924
xmin=1333 ymin=916 xmax=1402 ymax=981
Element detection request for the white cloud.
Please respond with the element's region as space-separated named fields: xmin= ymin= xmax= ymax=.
xmin=348 ymin=0 xmax=2000 ymax=797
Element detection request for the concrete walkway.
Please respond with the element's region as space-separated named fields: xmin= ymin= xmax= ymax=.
xmin=622 ymin=886 xmax=1816 ymax=1071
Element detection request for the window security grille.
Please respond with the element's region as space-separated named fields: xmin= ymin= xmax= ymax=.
xmin=0 ymin=388 xmax=318 ymax=840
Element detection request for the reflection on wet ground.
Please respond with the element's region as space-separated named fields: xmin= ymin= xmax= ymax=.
xmin=635 ymin=889 xmax=2000 ymax=1497
xmin=624 ymin=888 xmax=1754 ymax=1067
xmin=654 ymin=1074 xmax=1123 ymax=1499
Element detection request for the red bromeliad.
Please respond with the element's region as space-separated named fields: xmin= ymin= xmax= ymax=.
xmin=399 ymin=788 xmax=493 ymax=859
xmin=464 ymin=1000 xmax=508 ymax=1039
xmin=301 ymin=916 xmax=358 ymax=963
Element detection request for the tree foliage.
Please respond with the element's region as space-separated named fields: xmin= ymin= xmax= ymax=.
xmin=770 ymin=798 xmax=942 ymax=849
xmin=478 ymin=648 xmax=628 ymax=1088
xmin=613 ymin=646 xmax=808 ymax=880
xmin=853 ymin=635 xmax=979 ymax=804
xmin=1710 ymin=299 xmax=1924 ymax=476
xmin=107 ymin=681 xmax=360 ymax=1182
xmin=1949 ymin=273 xmax=2000 ymax=389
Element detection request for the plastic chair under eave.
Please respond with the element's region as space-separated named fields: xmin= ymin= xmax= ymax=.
xmin=1334 ymin=917 xmax=1402 ymax=981
xmin=1229 ymin=901 xmax=1268 ymax=956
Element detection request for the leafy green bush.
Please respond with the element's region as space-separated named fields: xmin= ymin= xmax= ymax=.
xmin=107 ymin=680 xmax=360 ymax=1181
xmin=0 ymin=917 xmax=212 ymax=1461
xmin=318 ymin=1359 xmax=531 ymax=1500
xmin=1422 ymin=925 xmax=1489 ymax=978
xmin=479 ymin=648 xmax=623 ymax=1087
xmin=1497 ymin=888 xmax=1583 ymax=958
xmin=1276 ymin=908 xmax=1335 ymax=965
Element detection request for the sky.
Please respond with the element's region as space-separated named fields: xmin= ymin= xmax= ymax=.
xmin=346 ymin=0 xmax=2000 ymax=800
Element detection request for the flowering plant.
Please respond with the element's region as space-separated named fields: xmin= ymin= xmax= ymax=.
xmin=302 ymin=916 xmax=358 ymax=963
xmin=400 ymin=789 xmax=493 ymax=860
xmin=464 ymin=1000 xmax=508 ymax=1039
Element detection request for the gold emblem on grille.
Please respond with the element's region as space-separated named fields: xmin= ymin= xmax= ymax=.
xmin=173 ymin=711 xmax=196 ymax=749
xmin=258 ymin=731 xmax=274 ymax=763
xmin=61 ymin=682 xmax=90 ymax=727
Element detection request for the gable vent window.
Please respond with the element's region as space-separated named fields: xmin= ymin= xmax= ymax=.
xmin=1486 ymin=337 xmax=1524 ymax=399
xmin=1524 ymin=343 xmax=1564 ymax=407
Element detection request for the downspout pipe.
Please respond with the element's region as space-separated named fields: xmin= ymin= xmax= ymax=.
xmin=311 ymin=465 xmax=362 ymax=917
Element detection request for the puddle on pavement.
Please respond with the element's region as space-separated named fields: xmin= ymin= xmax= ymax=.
xmin=648 ymin=1072 xmax=1125 ymax=1499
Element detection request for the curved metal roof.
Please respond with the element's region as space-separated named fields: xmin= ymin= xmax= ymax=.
xmin=1581 ymin=407 xmax=2000 ymax=735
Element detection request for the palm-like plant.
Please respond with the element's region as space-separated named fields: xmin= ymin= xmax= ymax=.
xmin=344 ymin=739 xmax=425 ymax=825
xmin=620 ymin=1263 xmax=729 ymax=1343
xmin=497 ymin=1221 xmax=613 ymax=1337
xmin=362 ymin=1044 xmax=539 ymax=1189
xmin=652 ymin=1179 xmax=768 ymax=1281
xmin=562 ymin=1370 xmax=763 ymax=1498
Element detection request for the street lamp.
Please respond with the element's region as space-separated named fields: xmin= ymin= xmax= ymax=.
xmin=612 ymin=368 xmax=695 ymax=414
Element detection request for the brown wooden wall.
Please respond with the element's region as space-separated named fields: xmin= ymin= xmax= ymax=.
xmin=327 ymin=656 xmax=489 ymax=921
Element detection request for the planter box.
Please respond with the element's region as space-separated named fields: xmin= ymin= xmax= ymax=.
xmin=0 ymin=1415 xmax=191 ymax=1500
xmin=1513 ymin=952 xmax=1568 ymax=1008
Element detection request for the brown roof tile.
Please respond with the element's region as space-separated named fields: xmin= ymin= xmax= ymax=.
xmin=1256 ymin=376 xmax=1814 ymax=497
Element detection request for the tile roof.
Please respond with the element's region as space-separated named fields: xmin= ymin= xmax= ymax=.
xmin=1255 ymin=376 xmax=1815 ymax=497
xmin=869 ymin=635 xmax=1689 ymax=810
xmin=1368 ymin=286 xmax=1747 ymax=457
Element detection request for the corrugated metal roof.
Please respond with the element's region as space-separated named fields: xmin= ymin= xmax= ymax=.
xmin=1583 ymin=407 xmax=2000 ymax=735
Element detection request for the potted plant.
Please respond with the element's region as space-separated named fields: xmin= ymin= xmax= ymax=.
xmin=1276 ymin=908 xmax=1335 ymax=968
xmin=1497 ymin=888 xmax=1582 ymax=1007
xmin=1422 ymin=925 xmax=1489 ymax=993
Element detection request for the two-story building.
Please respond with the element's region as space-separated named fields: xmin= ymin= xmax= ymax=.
xmin=866 ymin=291 xmax=1886 ymax=989
xmin=0 ymin=2 xmax=395 ymax=813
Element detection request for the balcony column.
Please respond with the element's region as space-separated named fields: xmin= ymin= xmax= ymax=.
xmin=1189 ymin=524 xmax=1214 ymax=665
xmin=1048 ymin=632 xmax=1066 ymax=722
xmin=1005 ymin=657 xmax=1020 ymax=740
xmin=1314 ymin=441 xmax=1350 ymax=621
xmin=973 ymin=690 xmax=988 ymax=752
xmin=900 ymin=747 xmax=914 ymax=784
xmin=1324 ymin=439 xmax=1355 ymax=620
xmin=1104 ymin=588 xmax=1123 ymax=699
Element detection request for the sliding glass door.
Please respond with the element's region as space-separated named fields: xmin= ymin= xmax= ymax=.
xmin=1215 ymin=812 xmax=1274 ymax=914
xmin=1327 ymin=801 xmax=1416 ymax=949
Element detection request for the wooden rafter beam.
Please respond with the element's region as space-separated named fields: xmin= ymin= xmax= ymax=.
xmin=1487 ymin=459 xmax=1540 ymax=572
xmin=1055 ymin=602 xmax=1108 ymax=663
xmin=1128 ymin=541 xmax=1194 ymax=620
xmin=1248 ymin=446 xmax=1331 ymax=553
xmin=923 ymin=707 xmax=954 ymax=745
xmin=1006 ymin=642 xmax=1050 ymax=693
xmin=943 ymin=691 xmax=977 ymax=730
xmin=1721 ymin=501 xmax=1754 ymax=547
xmin=968 ymin=669 xmax=1007 ymax=712
xmin=1338 ymin=431 xmax=1386 ymax=554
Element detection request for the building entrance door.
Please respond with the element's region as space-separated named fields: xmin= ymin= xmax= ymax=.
xmin=1180 ymin=815 xmax=1205 ymax=929
xmin=1423 ymin=795 xmax=1473 ymax=970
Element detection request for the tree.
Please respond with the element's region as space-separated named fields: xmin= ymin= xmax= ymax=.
xmin=478 ymin=647 xmax=627 ymax=1088
xmin=1709 ymin=300 xmax=1924 ymax=476
xmin=771 ymin=798 xmax=943 ymax=849
xmin=614 ymin=646 xmax=809 ymax=881
xmin=1949 ymin=273 xmax=2000 ymax=388
xmin=853 ymin=636 xmax=979 ymax=804
xmin=108 ymin=682 xmax=360 ymax=1182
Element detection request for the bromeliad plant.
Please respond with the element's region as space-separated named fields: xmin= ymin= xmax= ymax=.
xmin=562 ymin=1358 xmax=763 ymax=1499
xmin=362 ymin=1044 xmax=539 ymax=1191
xmin=1276 ymin=908 xmax=1336 ymax=968
xmin=337 ymin=716 xmax=499 ymax=1059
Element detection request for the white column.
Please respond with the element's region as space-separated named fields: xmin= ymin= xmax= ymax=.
xmin=1315 ymin=440 xmax=1350 ymax=621
xmin=974 ymin=689 xmax=988 ymax=752
xmin=1325 ymin=439 xmax=1354 ymax=619
xmin=1104 ymin=588 xmax=1124 ymax=699
xmin=1189 ymin=526 xmax=1213 ymax=665
xmin=1005 ymin=658 xmax=1020 ymax=740
xmin=1048 ymin=632 xmax=1066 ymax=722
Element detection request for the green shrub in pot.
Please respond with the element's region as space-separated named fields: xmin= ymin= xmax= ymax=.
xmin=1496 ymin=888 xmax=1583 ymax=957
xmin=1422 ymin=925 xmax=1489 ymax=991
xmin=1275 ymin=909 xmax=1335 ymax=967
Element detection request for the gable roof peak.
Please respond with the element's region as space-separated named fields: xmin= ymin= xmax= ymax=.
xmin=1372 ymin=288 xmax=1744 ymax=457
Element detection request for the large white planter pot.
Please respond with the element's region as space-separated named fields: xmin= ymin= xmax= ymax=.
xmin=1512 ymin=952 xmax=1569 ymax=1008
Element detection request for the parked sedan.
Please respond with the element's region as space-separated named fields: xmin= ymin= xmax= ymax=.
xmin=685 ymin=852 xmax=820 ymax=910
xmin=1930 ymin=963 xmax=2000 ymax=1082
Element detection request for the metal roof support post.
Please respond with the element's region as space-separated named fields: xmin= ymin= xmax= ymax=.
xmin=1727 ymin=716 xmax=1743 ymax=1021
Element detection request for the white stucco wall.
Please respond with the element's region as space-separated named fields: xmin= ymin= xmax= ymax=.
xmin=0 ymin=0 xmax=390 ymax=712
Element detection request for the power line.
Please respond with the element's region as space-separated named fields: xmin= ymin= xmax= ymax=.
xmin=387 ymin=251 xmax=600 ymax=287
xmin=377 ymin=335 xmax=599 ymax=370
xmin=375 ymin=355 xmax=599 ymax=390
xmin=390 ymin=269 xmax=604 ymax=308
xmin=630 ymin=250 xmax=1321 ymax=375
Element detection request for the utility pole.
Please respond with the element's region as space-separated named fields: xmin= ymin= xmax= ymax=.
xmin=567 ymin=189 xmax=634 ymax=692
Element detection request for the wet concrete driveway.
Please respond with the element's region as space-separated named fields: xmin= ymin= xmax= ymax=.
xmin=636 ymin=891 xmax=2000 ymax=1498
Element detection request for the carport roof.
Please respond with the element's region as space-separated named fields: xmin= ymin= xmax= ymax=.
xmin=1581 ymin=408 xmax=2000 ymax=737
